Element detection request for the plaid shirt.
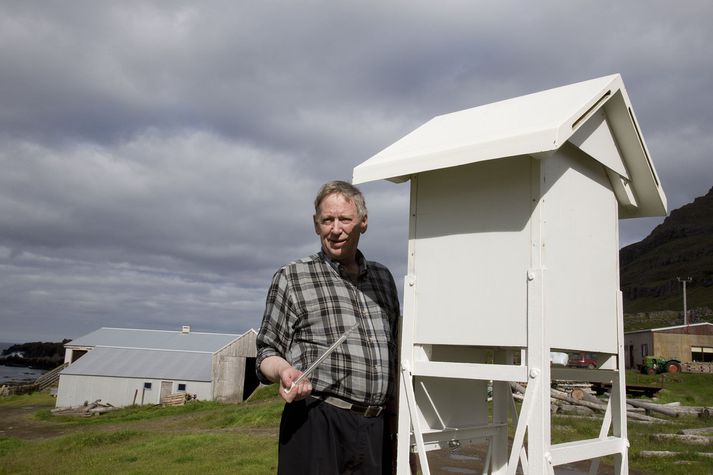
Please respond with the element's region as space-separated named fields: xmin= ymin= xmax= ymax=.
xmin=256 ymin=250 xmax=400 ymax=406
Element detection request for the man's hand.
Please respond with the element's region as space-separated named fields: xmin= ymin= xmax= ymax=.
xmin=279 ymin=366 xmax=312 ymax=403
xmin=259 ymin=356 xmax=313 ymax=403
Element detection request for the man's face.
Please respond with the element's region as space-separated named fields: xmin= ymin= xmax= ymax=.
xmin=314 ymin=193 xmax=367 ymax=264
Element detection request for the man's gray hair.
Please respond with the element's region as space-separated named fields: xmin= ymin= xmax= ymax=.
xmin=314 ymin=181 xmax=368 ymax=219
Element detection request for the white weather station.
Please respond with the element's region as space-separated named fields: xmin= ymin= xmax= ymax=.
xmin=353 ymin=74 xmax=667 ymax=474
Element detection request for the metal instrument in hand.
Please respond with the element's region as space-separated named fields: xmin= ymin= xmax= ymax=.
xmin=284 ymin=323 xmax=358 ymax=394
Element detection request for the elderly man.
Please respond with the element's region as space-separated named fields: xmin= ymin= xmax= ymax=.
xmin=256 ymin=180 xmax=400 ymax=474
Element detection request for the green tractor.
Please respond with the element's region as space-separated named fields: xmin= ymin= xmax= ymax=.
xmin=639 ymin=356 xmax=682 ymax=375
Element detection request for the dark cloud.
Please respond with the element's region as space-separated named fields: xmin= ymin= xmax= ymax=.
xmin=1 ymin=1 xmax=712 ymax=342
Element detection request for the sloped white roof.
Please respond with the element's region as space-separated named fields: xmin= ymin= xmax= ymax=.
xmin=353 ymin=74 xmax=666 ymax=218
xmin=66 ymin=327 xmax=241 ymax=353
xmin=61 ymin=346 xmax=212 ymax=381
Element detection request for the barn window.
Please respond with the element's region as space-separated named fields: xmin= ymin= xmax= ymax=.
xmin=641 ymin=344 xmax=648 ymax=357
xmin=144 ymin=382 xmax=152 ymax=389
xmin=177 ymin=383 xmax=187 ymax=392
xmin=692 ymin=346 xmax=713 ymax=362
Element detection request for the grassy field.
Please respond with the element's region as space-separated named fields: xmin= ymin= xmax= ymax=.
xmin=0 ymin=386 xmax=284 ymax=475
xmin=552 ymin=371 xmax=713 ymax=474
xmin=1 ymin=376 xmax=713 ymax=474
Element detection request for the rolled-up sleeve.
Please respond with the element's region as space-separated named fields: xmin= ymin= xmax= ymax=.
xmin=256 ymin=267 xmax=297 ymax=384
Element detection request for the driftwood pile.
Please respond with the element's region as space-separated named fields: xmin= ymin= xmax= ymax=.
xmin=510 ymin=382 xmax=713 ymax=423
xmin=51 ymin=399 xmax=117 ymax=417
xmin=50 ymin=393 xmax=197 ymax=417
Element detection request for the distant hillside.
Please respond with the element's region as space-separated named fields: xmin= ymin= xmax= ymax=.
xmin=0 ymin=340 xmax=68 ymax=369
xmin=620 ymin=186 xmax=713 ymax=320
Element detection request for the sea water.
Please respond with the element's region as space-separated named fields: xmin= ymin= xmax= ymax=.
xmin=0 ymin=365 xmax=46 ymax=384
xmin=0 ymin=341 xmax=48 ymax=384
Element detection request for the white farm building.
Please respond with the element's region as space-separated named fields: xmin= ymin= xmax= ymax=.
xmin=56 ymin=326 xmax=258 ymax=408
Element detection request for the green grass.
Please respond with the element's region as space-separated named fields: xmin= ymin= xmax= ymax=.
xmin=626 ymin=370 xmax=713 ymax=406
xmin=1 ymin=386 xmax=284 ymax=475
xmin=34 ymin=385 xmax=284 ymax=428
xmin=0 ymin=437 xmax=23 ymax=457
xmin=2 ymin=378 xmax=713 ymax=474
xmin=546 ymin=371 xmax=713 ymax=474
xmin=0 ymin=391 xmax=54 ymax=408
xmin=551 ymin=415 xmax=713 ymax=475
xmin=36 ymin=399 xmax=226 ymax=424
xmin=0 ymin=431 xmax=277 ymax=474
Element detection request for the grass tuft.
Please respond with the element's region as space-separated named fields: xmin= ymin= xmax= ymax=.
xmin=0 ymin=437 xmax=24 ymax=457
xmin=57 ymin=430 xmax=144 ymax=451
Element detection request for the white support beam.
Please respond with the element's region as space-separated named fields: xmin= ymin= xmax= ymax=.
xmin=412 ymin=361 xmax=528 ymax=382
xmin=612 ymin=290 xmax=630 ymax=474
xmin=401 ymin=363 xmax=430 ymax=475
xmin=507 ymin=374 xmax=540 ymax=475
xmin=550 ymin=438 xmax=627 ymax=466
xmin=492 ymin=349 xmax=513 ymax=474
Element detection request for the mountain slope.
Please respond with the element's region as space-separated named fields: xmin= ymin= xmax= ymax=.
xmin=620 ymin=186 xmax=713 ymax=315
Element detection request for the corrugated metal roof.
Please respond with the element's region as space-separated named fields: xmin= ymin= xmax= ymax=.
xmin=66 ymin=327 xmax=240 ymax=353
xmin=61 ymin=346 xmax=212 ymax=381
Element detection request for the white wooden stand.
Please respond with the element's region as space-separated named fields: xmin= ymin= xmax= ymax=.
xmin=353 ymin=75 xmax=667 ymax=475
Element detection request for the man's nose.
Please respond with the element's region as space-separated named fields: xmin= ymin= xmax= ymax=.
xmin=330 ymin=219 xmax=343 ymax=234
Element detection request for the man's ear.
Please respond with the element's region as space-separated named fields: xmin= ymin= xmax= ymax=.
xmin=313 ymin=214 xmax=320 ymax=235
xmin=360 ymin=215 xmax=368 ymax=234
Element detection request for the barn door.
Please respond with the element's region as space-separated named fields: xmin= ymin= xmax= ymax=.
xmin=160 ymin=381 xmax=172 ymax=403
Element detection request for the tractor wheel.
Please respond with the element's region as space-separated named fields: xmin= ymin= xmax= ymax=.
xmin=646 ymin=367 xmax=656 ymax=375
xmin=666 ymin=362 xmax=682 ymax=373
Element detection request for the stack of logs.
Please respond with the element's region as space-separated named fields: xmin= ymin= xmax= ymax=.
xmin=682 ymin=362 xmax=713 ymax=373
xmin=160 ymin=392 xmax=197 ymax=406
xmin=51 ymin=393 xmax=198 ymax=417
xmin=510 ymin=382 xmax=711 ymax=422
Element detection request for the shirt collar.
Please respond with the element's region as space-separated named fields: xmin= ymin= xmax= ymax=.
xmin=319 ymin=249 xmax=368 ymax=281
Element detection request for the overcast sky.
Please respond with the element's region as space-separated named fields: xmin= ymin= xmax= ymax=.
xmin=1 ymin=1 xmax=712 ymax=343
